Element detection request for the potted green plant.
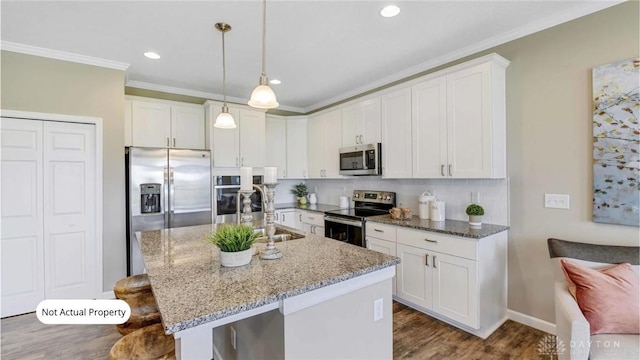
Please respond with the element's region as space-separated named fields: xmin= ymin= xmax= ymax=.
xmin=291 ymin=183 xmax=309 ymax=205
xmin=466 ymin=204 xmax=485 ymax=227
xmin=207 ymin=224 xmax=258 ymax=267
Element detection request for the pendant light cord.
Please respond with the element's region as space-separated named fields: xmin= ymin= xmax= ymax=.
xmin=222 ymin=29 xmax=227 ymax=105
xmin=261 ymin=0 xmax=267 ymax=77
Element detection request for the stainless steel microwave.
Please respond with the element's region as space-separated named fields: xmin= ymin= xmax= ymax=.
xmin=339 ymin=143 xmax=381 ymax=176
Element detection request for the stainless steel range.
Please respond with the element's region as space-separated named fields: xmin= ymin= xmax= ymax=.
xmin=324 ymin=190 xmax=396 ymax=247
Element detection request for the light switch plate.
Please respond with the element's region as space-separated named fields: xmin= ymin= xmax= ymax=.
xmin=544 ymin=194 xmax=570 ymax=209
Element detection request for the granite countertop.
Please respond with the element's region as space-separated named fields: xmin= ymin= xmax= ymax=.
xmin=367 ymin=215 xmax=509 ymax=239
xmin=274 ymin=202 xmax=342 ymax=213
xmin=137 ymin=225 xmax=399 ymax=334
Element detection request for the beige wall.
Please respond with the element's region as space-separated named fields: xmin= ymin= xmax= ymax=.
xmin=1 ymin=51 xmax=126 ymax=293
xmin=488 ymin=2 xmax=639 ymax=322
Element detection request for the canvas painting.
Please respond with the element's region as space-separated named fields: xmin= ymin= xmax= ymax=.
xmin=592 ymin=57 xmax=639 ymax=227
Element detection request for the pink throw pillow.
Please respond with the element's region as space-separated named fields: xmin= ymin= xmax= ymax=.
xmin=561 ymin=259 xmax=640 ymax=335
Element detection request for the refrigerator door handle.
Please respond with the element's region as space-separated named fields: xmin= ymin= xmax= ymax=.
xmin=164 ymin=166 xmax=170 ymax=227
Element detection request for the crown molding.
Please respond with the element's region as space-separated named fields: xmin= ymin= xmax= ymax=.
xmin=126 ymin=80 xmax=306 ymax=113
xmin=1 ymin=41 xmax=129 ymax=71
xmin=302 ymin=0 xmax=625 ymax=113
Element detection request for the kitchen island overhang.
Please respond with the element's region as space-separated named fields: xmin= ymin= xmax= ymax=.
xmin=137 ymin=224 xmax=399 ymax=360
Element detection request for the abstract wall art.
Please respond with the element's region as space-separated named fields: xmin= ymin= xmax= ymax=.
xmin=592 ymin=57 xmax=639 ymax=227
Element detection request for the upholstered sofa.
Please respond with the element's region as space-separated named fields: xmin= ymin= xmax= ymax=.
xmin=548 ymin=238 xmax=639 ymax=360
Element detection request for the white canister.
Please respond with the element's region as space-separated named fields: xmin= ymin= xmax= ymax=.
xmin=430 ymin=200 xmax=446 ymax=222
xmin=339 ymin=196 xmax=350 ymax=209
xmin=418 ymin=191 xmax=434 ymax=220
xmin=308 ymin=193 xmax=317 ymax=205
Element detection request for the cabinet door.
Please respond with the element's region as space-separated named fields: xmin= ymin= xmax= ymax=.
xmin=361 ymin=97 xmax=381 ymax=144
xmin=381 ymin=88 xmax=412 ymax=178
xmin=341 ymin=104 xmax=359 ymax=147
xmin=239 ymin=110 xmax=266 ymax=167
xmin=124 ymin=100 xmax=133 ymax=147
xmin=286 ymin=117 xmax=308 ymax=179
xmin=323 ymin=110 xmax=343 ymax=178
xmin=307 ymin=114 xmax=325 ymax=178
xmin=396 ymin=244 xmax=431 ymax=309
xmin=265 ymin=115 xmax=287 ymax=178
xmin=366 ymin=237 xmax=397 ymax=296
xmin=412 ymin=77 xmax=448 ymax=178
xmin=211 ymin=106 xmax=240 ymax=167
xmin=43 ymin=121 xmax=97 ymax=300
xmin=171 ymin=105 xmax=205 ymax=149
xmin=446 ymin=63 xmax=492 ymax=178
xmin=279 ymin=210 xmax=299 ymax=228
xmin=432 ymin=252 xmax=479 ymax=328
xmin=132 ymin=101 xmax=171 ymax=148
xmin=0 ymin=118 xmax=45 ymax=317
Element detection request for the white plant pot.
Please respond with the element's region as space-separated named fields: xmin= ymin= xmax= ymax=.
xmin=469 ymin=215 xmax=483 ymax=227
xmin=219 ymin=248 xmax=253 ymax=267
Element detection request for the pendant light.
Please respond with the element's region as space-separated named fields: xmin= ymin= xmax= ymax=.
xmin=248 ymin=0 xmax=279 ymax=109
xmin=214 ymin=22 xmax=236 ymax=129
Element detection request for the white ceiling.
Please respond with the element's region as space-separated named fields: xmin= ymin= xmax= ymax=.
xmin=1 ymin=0 xmax=622 ymax=113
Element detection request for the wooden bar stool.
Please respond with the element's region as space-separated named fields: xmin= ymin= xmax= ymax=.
xmin=109 ymin=323 xmax=175 ymax=360
xmin=114 ymin=274 xmax=161 ymax=335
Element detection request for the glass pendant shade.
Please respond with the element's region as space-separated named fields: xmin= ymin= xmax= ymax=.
xmin=214 ymin=105 xmax=236 ymax=129
xmin=248 ymin=77 xmax=279 ymax=109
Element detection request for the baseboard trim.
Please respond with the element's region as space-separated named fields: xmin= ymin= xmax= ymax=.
xmin=102 ymin=290 xmax=115 ymax=299
xmin=213 ymin=343 xmax=224 ymax=360
xmin=507 ymin=309 xmax=556 ymax=335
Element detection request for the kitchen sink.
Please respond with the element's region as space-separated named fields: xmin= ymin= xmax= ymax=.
xmin=253 ymin=226 xmax=305 ymax=243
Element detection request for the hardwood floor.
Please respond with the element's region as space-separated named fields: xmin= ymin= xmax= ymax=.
xmin=1 ymin=302 xmax=553 ymax=359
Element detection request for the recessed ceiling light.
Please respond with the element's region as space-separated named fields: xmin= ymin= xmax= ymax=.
xmin=269 ymin=79 xmax=281 ymax=85
xmin=144 ymin=52 xmax=160 ymax=59
xmin=380 ymin=5 xmax=400 ymax=18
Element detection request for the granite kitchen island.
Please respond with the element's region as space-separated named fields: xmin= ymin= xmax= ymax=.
xmin=137 ymin=224 xmax=399 ymax=360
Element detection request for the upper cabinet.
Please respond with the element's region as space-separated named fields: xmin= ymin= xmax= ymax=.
xmin=127 ymin=97 xmax=205 ymax=149
xmin=308 ymin=109 xmax=342 ymax=178
xmin=382 ymin=54 xmax=508 ymax=179
xmin=265 ymin=115 xmax=309 ymax=179
xmin=205 ymin=101 xmax=266 ymax=168
xmin=341 ymin=97 xmax=381 ymax=147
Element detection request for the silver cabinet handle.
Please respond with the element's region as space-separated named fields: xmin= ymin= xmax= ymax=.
xmin=236 ymin=157 xmax=239 ymax=166
xmin=166 ymin=137 xmax=170 ymax=147
xmin=359 ymin=135 xmax=363 ymax=143
xmin=299 ymin=214 xmax=302 ymax=222
xmin=441 ymin=165 xmax=445 ymax=177
xmin=308 ymin=216 xmax=315 ymax=220
xmin=241 ymin=158 xmax=244 ymax=166
xmin=448 ymin=164 xmax=452 ymax=177
xmin=424 ymin=238 xmax=438 ymax=244
xmin=173 ymin=138 xmax=176 ymax=147
xmin=283 ymin=169 xmax=286 ymax=178
xmin=303 ymin=170 xmax=306 ymax=178
xmin=355 ymin=135 xmax=358 ymax=144
xmin=282 ymin=213 xmax=285 ymax=222
xmin=374 ymin=229 xmax=384 ymax=233
xmin=425 ymin=254 xmax=429 ymax=267
xmin=433 ymin=256 xmax=437 ymax=268
xmin=275 ymin=212 xmax=279 ymax=221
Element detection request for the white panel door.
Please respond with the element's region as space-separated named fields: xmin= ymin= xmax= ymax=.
xmin=396 ymin=244 xmax=431 ymax=309
xmin=265 ymin=115 xmax=287 ymax=178
xmin=323 ymin=110 xmax=342 ymax=178
xmin=43 ymin=121 xmax=96 ymax=300
xmin=381 ymin=87 xmax=412 ymax=178
xmin=239 ymin=110 xmax=266 ymax=167
xmin=171 ymin=105 xmax=204 ymax=149
xmin=0 ymin=118 xmax=45 ymax=317
xmin=432 ymin=252 xmax=479 ymax=328
xmin=307 ymin=115 xmax=325 ymax=179
xmin=341 ymin=104 xmax=359 ymax=147
xmin=412 ymin=77 xmax=448 ymax=178
xmin=211 ymin=105 xmax=240 ymax=167
xmin=286 ymin=117 xmax=308 ymax=179
xmin=366 ymin=237 xmax=397 ymax=296
xmin=361 ymin=97 xmax=381 ymax=145
xmin=447 ymin=63 xmax=492 ymax=178
xmin=131 ymin=101 xmax=171 ymax=148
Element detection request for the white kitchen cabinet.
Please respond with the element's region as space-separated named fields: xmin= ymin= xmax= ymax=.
xmin=412 ymin=56 xmax=507 ymax=178
xmin=381 ymin=87 xmax=412 ymax=178
xmin=1 ymin=118 xmax=99 ymax=317
xmin=396 ymin=243 xmax=431 ymax=308
xmin=341 ymin=97 xmax=381 ymax=147
xmin=130 ymin=99 xmax=205 ymax=149
xmin=299 ymin=210 xmax=324 ymax=235
xmin=307 ymin=110 xmax=342 ymax=178
xmin=366 ymin=237 xmax=397 ymax=296
xmin=124 ymin=99 xmax=133 ymax=146
xmin=431 ymin=252 xmax=478 ymax=327
xmin=205 ymin=101 xmax=266 ymax=168
xmin=265 ymin=115 xmax=308 ymax=179
xmin=275 ymin=209 xmax=299 ymax=228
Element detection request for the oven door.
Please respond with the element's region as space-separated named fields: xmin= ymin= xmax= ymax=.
xmin=213 ymin=176 xmax=263 ymax=223
xmin=324 ymin=215 xmax=364 ymax=247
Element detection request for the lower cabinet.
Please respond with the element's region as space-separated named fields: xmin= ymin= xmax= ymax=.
xmin=299 ymin=210 xmax=324 ymax=235
xmin=366 ymin=237 xmax=397 ymax=296
xmin=275 ymin=209 xmax=299 ymax=229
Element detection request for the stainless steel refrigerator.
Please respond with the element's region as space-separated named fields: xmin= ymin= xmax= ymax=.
xmin=125 ymin=147 xmax=211 ymax=275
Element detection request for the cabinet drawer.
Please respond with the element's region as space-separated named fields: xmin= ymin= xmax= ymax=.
xmin=300 ymin=211 xmax=324 ymax=227
xmin=397 ymin=228 xmax=477 ymax=260
xmin=365 ymin=223 xmax=397 ymax=242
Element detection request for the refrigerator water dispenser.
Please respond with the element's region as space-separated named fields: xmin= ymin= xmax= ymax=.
xmin=140 ymin=183 xmax=161 ymax=213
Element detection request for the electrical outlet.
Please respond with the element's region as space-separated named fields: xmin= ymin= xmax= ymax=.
xmin=544 ymin=194 xmax=570 ymax=209
xmin=230 ymin=326 xmax=237 ymax=350
xmin=374 ymin=298 xmax=383 ymax=322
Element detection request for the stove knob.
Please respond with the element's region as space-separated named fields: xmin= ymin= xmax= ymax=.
xmin=354 ymin=193 xmax=360 ymax=198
